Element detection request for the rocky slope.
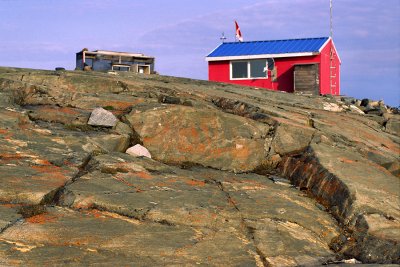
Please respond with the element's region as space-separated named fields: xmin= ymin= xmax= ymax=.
xmin=0 ymin=67 xmax=399 ymax=266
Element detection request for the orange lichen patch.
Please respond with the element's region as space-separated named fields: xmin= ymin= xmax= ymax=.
xmin=0 ymin=128 xmax=13 ymax=139
xmin=177 ymin=143 xmax=196 ymax=154
xmin=31 ymin=159 xmax=52 ymax=165
xmin=178 ymin=127 xmax=199 ymax=139
xmin=17 ymin=119 xmax=32 ymax=131
xmin=231 ymin=145 xmax=251 ymax=160
xmin=113 ymin=174 xmax=135 ymax=187
xmin=74 ymin=196 xmax=95 ymax=209
xmin=228 ymin=197 xmax=238 ymax=207
xmin=101 ymin=211 xmax=141 ymax=225
xmin=0 ymin=203 xmax=23 ymax=208
xmin=0 ymin=153 xmax=24 ymax=161
xmin=30 ymin=165 xmax=69 ymax=183
xmin=109 ymin=110 xmax=125 ymax=116
xmin=155 ymin=182 xmax=168 ymax=187
xmin=87 ymin=209 xmax=107 ymax=219
xmin=93 ymin=99 xmax=143 ymax=111
xmin=26 ymin=213 xmax=58 ymax=224
xmin=59 ymin=107 xmax=80 ymax=115
xmin=186 ymin=179 xmax=206 ymax=187
xmin=63 ymin=160 xmax=75 ymax=166
xmin=134 ymin=171 xmax=153 ymax=180
xmin=166 ymin=178 xmax=178 ymax=184
xmin=339 ymin=157 xmax=356 ymax=164
xmin=37 ymin=106 xmax=81 ymax=116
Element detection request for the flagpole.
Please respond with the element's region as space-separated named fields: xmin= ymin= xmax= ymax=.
xmin=234 ymin=20 xmax=236 ymax=42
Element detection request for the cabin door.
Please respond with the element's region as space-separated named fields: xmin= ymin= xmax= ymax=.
xmin=294 ymin=64 xmax=319 ymax=95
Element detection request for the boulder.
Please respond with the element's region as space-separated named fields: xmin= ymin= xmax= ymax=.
xmin=126 ymin=144 xmax=152 ymax=158
xmin=364 ymin=105 xmax=385 ymax=116
xmin=272 ymin=122 xmax=315 ymax=155
xmin=88 ymin=107 xmax=118 ymax=127
xmin=89 ymin=134 xmax=130 ymax=153
xmin=385 ymin=117 xmax=400 ymax=135
xmin=126 ymin=105 xmax=269 ymax=172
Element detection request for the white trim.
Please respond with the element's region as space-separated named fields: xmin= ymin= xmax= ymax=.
xmin=206 ymin=43 xmax=223 ymax=59
xmin=206 ymin=52 xmax=319 ymax=62
xmin=319 ymin=37 xmax=342 ymax=64
xmin=84 ymin=50 xmax=154 ymax=59
xmin=111 ymin=64 xmax=131 ymax=71
xmin=330 ymin=39 xmax=342 ymax=64
xmin=318 ymin=37 xmax=331 ymax=53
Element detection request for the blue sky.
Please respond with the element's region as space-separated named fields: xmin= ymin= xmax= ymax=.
xmin=1 ymin=0 xmax=399 ymax=106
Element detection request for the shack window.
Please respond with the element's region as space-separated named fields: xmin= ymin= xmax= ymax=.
xmin=112 ymin=65 xmax=130 ymax=71
xmin=250 ymin=59 xmax=267 ymax=78
xmin=231 ymin=61 xmax=248 ymax=79
xmin=267 ymin=58 xmax=274 ymax=70
xmin=231 ymin=59 xmax=272 ymax=79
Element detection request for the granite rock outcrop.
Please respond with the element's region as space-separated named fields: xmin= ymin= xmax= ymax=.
xmin=0 ymin=67 xmax=399 ymax=266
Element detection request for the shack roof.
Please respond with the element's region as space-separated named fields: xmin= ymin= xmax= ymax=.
xmin=77 ymin=49 xmax=154 ymax=59
xmin=206 ymin=37 xmax=331 ymax=61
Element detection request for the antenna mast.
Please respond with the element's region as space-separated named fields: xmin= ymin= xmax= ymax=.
xmin=330 ymin=0 xmax=333 ymax=38
xmin=329 ymin=0 xmax=337 ymax=95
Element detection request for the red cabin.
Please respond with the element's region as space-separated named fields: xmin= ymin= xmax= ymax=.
xmin=206 ymin=37 xmax=341 ymax=95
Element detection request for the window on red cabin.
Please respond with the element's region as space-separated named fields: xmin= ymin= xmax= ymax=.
xmin=231 ymin=61 xmax=248 ymax=78
xmin=250 ymin=59 xmax=267 ymax=78
xmin=231 ymin=59 xmax=274 ymax=80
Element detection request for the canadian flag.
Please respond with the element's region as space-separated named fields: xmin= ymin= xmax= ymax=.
xmin=235 ymin=20 xmax=243 ymax=42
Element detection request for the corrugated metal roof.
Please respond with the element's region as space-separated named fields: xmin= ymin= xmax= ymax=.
xmin=206 ymin=37 xmax=329 ymax=58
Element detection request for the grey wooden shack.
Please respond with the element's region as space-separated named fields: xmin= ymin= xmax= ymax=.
xmin=76 ymin=49 xmax=155 ymax=74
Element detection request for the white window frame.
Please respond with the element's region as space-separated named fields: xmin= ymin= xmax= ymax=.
xmin=230 ymin=59 xmax=269 ymax=80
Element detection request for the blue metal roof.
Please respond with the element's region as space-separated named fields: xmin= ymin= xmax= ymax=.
xmin=207 ymin=37 xmax=329 ymax=58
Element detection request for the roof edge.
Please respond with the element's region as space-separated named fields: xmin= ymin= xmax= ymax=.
xmin=206 ymin=52 xmax=319 ymax=61
xmin=331 ymin=39 xmax=342 ymax=64
xmin=213 ymin=36 xmax=329 ymax=45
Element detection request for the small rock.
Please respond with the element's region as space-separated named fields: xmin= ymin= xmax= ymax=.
xmin=114 ymin=121 xmax=133 ymax=136
xmin=88 ymin=107 xmax=118 ymax=127
xmin=323 ymin=102 xmax=343 ymax=112
xmin=343 ymin=258 xmax=362 ymax=264
xmin=341 ymin=96 xmax=356 ymax=105
xmin=126 ymin=144 xmax=152 ymax=158
xmin=83 ymin=65 xmax=92 ymax=71
xmin=349 ymin=105 xmax=364 ymax=115
xmin=269 ymin=175 xmax=292 ymax=187
xmin=158 ymin=95 xmax=181 ymax=105
xmin=182 ymin=100 xmax=193 ymax=106
xmin=360 ymin=98 xmax=371 ymax=107
xmin=364 ymin=106 xmax=384 ymax=116
xmin=369 ymin=100 xmax=380 ymax=108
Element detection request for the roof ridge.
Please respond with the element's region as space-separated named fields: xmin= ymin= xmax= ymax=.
xmin=222 ymin=37 xmax=328 ymax=44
